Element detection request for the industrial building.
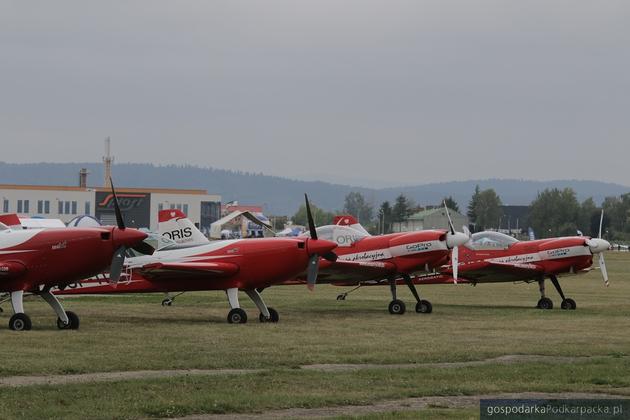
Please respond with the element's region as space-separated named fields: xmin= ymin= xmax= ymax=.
xmin=0 ymin=184 xmax=221 ymax=233
xmin=392 ymin=207 xmax=469 ymax=233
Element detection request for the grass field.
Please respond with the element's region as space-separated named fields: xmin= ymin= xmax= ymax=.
xmin=1 ymin=252 xmax=629 ymax=419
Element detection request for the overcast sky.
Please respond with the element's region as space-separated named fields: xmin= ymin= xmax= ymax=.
xmin=1 ymin=1 xmax=629 ymax=187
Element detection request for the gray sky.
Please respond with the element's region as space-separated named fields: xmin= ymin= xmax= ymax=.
xmin=1 ymin=1 xmax=629 ymax=187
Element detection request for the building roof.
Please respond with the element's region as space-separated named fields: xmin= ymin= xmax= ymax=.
xmin=407 ymin=207 xmax=459 ymax=220
xmin=0 ymin=184 xmax=209 ymax=195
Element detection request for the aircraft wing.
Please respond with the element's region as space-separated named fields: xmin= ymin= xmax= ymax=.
xmin=138 ymin=261 xmax=240 ymax=280
xmin=308 ymin=259 xmax=398 ymax=284
xmin=442 ymin=260 xmax=545 ymax=283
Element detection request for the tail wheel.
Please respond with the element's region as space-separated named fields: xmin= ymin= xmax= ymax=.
xmin=227 ymin=308 xmax=247 ymax=324
xmin=9 ymin=313 xmax=32 ymax=331
xmin=416 ymin=300 xmax=433 ymax=314
xmin=388 ymin=299 xmax=406 ymax=315
xmin=259 ymin=307 xmax=280 ymax=323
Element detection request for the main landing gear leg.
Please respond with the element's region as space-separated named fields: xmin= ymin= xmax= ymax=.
xmin=40 ymin=289 xmax=79 ymax=330
xmin=402 ymin=274 xmax=432 ymax=314
xmin=388 ymin=278 xmax=406 ymax=315
xmin=8 ymin=290 xmax=31 ymax=331
xmin=536 ymin=278 xmax=553 ymax=310
xmin=549 ymin=275 xmax=576 ymax=310
xmin=225 ymin=288 xmax=247 ymax=324
xmin=245 ymin=289 xmax=279 ymax=323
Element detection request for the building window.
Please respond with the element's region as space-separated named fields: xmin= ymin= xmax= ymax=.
xmin=37 ymin=200 xmax=43 ymax=214
xmin=58 ymin=201 xmax=64 ymax=214
xmin=3 ymin=199 xmax=8 ymax=213
xmin=23 ymin=200 xmax=29 ymax=213
xmin=176 ymin=204 xmax=182 ymax=211
xmin=64 ymin=201 xmax=70 ymax=214
xmin=71 ymin=201 xmax=77 ymax=215
xmin=17 ymin=200 xmax=23 ymax=213
xmin=85 ymin=201 xmax=90 ymax=215
xmin=158 ymin=203 xmax=163 ymax=212
xmin=170 ymin=204 xmax=175 ymax=209
xmin=44 ymin=201 xmax=50 ymax=214
xmin=183 ymin=204 xmax=188 ymax=215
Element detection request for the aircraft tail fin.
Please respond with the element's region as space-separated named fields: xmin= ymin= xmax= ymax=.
xmin=333 ymin=215 xmax=371 ymax=236
xmin=158 ymin=209 xmax=210 ymax=248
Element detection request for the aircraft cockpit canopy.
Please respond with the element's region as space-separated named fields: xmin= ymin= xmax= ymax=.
xmin=125 ymin=231 xmax=177 ymax=257
xmin=468 ymin=231 xmax=519 ymax=250
xmin=301 ymin=225 xmax=369 ymax=247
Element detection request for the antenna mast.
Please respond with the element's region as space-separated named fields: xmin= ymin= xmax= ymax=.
xmin=103 ymin=137 xmax=114 ymax=187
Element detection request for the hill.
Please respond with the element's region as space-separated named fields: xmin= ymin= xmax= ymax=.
xmin=1 ymin=162 xmax=628 ymax=215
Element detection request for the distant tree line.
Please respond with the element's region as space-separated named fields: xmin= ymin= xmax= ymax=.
xmin=289 ymin=185 xmax=630 ymax=241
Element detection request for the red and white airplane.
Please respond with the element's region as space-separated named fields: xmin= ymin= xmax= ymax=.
xmin=56 ymin=196 xmax=338 ymax=324
xmin=410 ymin=211 xmax=611 ymax=310
xmin=297 ymin=204 xmax=470 ymax=315
xmin=0 ymin=184 xmax=150 ymax=330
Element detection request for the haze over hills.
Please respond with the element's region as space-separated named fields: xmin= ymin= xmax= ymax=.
xmin=1 ymin=162 xmax=629 ymax=215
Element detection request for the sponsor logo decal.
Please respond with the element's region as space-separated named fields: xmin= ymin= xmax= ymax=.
xmin=52 ymin=241 xmax=67 ymax=250
xmin=405 ymin=242 xmax=432 ymax=253
xmin=546 ymin=248 xmax=570 ymax=258
xmin=162 ymin=228 xmax=193 ymax=241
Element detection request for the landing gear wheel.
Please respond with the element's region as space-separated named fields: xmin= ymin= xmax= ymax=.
xmin=9 ymin=313 xmax=32 ymax=331
xmin=336 ymin=294 xmax=347 ymax=301
xmin=259 ymin=307 xmax=279 ymax=323
xmin=227 ymin=308 xmax=247 ymax=324
xmin=416 ymin=300 xmax=433 ymax=314
xmin=561 ymin=298 xmax=576 ymax=310
xmin=57 ymin=311 xmax=80 ymax=330
xmin=537 ymin=297 xmax=553 ymax=310
xmin=388 ymin=299 xmax=406 ymax=315
xmin=161 ymin=299 xmax=173 ymax=307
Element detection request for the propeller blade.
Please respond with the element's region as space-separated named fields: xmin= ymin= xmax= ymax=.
xmin=305 ymin=194 xmax=318 ymax=240
xmin=109 ymin=246 xmax=126 ymax=283
xmin=443 ymin=200 xmax=455 ymax=235
xmin=452 ymin=246 xmax=459 ymax=284
xmin=599 ymin=253 xmax=609 ymax=287
xmin=110 ymin=178 xmax=125 ymax=230
xmin=306 ymin=254 xmax=319 ymax=290
xmin=323 ymin=251 xmax=338 ymax=262
xmin=132 ymin=241 xmax=155 ymax=256
xmin=598 ymin=209 xmax=604 ymax=239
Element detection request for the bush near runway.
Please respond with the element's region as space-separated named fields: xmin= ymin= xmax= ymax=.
xmin=0 ymin=253 xmax=629 ymax=419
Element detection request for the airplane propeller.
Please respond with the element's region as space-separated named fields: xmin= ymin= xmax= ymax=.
xmin=585 ymin=209 xmax=610 ymax=287
xmin=108 ymin=178 xmax=155 ymax=283
xmin=443 ymin=201 xmax=470 ymax=284
xmin=305 ymin=194 xmax=337 ymax=290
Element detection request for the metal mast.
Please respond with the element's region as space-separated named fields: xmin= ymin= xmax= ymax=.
xmin=103 ymin=137 xmax=114 ymax=187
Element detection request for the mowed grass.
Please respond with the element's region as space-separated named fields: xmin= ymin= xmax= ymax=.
xmin=1 ymin=253 xmax=628 ymax=376
xmin=0 ymin=359 xmax=629 ymax=419
xmin=0 ymin=253 xmax=628 ymax=419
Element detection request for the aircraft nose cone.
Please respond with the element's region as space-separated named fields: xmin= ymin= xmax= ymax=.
xmin=586 ymin=238 xmax=610 ymax=254
xmin=307 ymin=238 xmax=338 ymax=256
xmin=446 ymin=232 xmax=470 ymax=249
xmin=112 ymin=228 xmax=148 ymax=248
